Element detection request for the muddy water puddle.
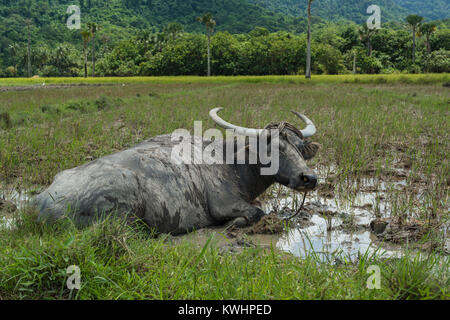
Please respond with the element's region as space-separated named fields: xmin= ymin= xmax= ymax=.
xmin=0 ymin=189 xmax=30 ymax=209
xmin=0 ymin=175 xmax=444 ymax=260
xmin=265 ymin=185 xmax=405 ymax=260
xmin=175 ymin=174 xmax=417 ymax=261
xmin=0 ymin=189 xmax=31 ymax=229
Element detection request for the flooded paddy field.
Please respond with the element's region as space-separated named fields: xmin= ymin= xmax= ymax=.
xmin=2 ymin=163 xmax=448 ymax=261
xmin=0 ymin=77 xmax=448 ymax=299
xmin=173 ymin=165 xmax=449 ymax=261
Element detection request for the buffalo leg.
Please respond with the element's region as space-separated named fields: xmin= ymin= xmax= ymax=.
xmin=209 ymin=197 xmax=265 ymax=227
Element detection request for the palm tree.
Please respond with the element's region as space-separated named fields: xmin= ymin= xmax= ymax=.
xmin=405 ymin=14 xmax=423 ymax=63
xmin=352 ymin=48 xmax=357 ymax=74
xmin=149 ymin=32 xmax=169 ymax=53
xmin=358 ymin=24 xmax=376 ymax=57
xmin=305 ymin=0 xmax=313 ymax=79
xmin=8 ymin=43 xmax=20 ymax=73
xmin=100 ymin=34 xmax=111 ymax=54
xmin=81 ymin=29 xmax=91 ymax=78
xmin=25 ymin=18 xmax=32 ymax=77
xmin=419 ymin=22 xmax=437 ymax=55
xmin=33 ymin=45 xmax=50 ymax=71
xmin=197 ymin=13 xmax=216 ymax=77
xmin=137 ymin=30 xmax=151 ymax=53
xmin=87 ymin=22 xmax=99 ymax=77
xmin=53 ymin=44 xmax=68 ymax=75
xmin=164 ymin=22 xmax=184 ymax=41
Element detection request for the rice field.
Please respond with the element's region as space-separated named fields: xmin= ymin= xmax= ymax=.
xmin=0 ymin=73 xmax=448 ymax=87
xmin=0 ymin=75 xmax=448 ymax=299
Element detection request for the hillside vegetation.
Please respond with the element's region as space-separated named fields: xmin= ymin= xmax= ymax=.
xmin=395 ymin=0 xmax=450 ymax=21
xmin=0 ymin=0 xmax=449 ymax=77
xmin=251 ymin=0 xmax=449 ymax=22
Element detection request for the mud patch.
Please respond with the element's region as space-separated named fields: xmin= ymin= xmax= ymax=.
xmin=371 ymin=217 xmax=435 ymax=244
xmin=228 ymin=213 xmax=284 ymax=236
xmin=172 ymin=226 xmax=280 ymax=255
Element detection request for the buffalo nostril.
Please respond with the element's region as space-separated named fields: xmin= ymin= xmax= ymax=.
xmin=302 ymin=174 xmax=317 ymax=189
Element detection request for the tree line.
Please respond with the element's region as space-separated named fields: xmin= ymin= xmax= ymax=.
xmin=1 ymin=12 xmax=449 ymax=77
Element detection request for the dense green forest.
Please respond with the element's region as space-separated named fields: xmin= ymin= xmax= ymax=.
xmin=251 ymin=0 xmax=406 ymax=23
xmin=251 ymin=0 xmax=449 ymax=22
xmin=0 ymin=0 xmax=449 ymax=77
xmin=394 ymin=1 xmax=449 ymax=21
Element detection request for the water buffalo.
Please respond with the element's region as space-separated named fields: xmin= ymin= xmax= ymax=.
xmin=35 ymin=108 xmax=319 ymax=234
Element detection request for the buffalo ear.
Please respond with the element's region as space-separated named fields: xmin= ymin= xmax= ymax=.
xmin=302 ymin=142 xmax=320 ymax=160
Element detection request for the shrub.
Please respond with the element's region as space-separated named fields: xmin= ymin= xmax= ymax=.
xmin=421 ymin=49 xmax=450 ymax=73
xmin=95 ymin=96 xmax=114 ymax=111
xmin=405 ymin=64 xmax=422 ymax=74
xmin=344 ymin=49 xmax=382 ymax=74
xmin=40 ymin=65 xmax=60 ymax=77
xmin=4 ymin=66 xmax=17 ymax=77
xmin=358 ymin=55 xmax=382 ymax=74
xmin=41 ymin=105 xmax=61 ymax=114
xmin=0 ymin=112 xmax=12 ymax=129
xmin=65 ymin=101 xmax=87 ymax=113
xmin=315 ymin=44 xmax=346 ymax=74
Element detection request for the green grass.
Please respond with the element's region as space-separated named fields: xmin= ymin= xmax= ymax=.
xmin=0 ymin=75 xmax=449 ymax=299
xmin=0 ymin=73 xmax=449 ymax=86
xmin=0 ymin=210 xmax=447 ymax=300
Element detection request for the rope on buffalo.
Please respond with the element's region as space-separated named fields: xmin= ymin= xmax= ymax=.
xmin=283 ymin=191 xmax=308 ymax=221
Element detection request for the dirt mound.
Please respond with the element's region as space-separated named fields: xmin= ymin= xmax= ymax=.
xmin=229 ymin=214 xmax=284 ymax=236
xmin=371 ymin=217 xmax=431 ymax=244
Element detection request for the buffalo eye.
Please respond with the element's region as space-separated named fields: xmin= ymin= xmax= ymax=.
xmin=301 ymin=142 xmax=320 ymax=160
